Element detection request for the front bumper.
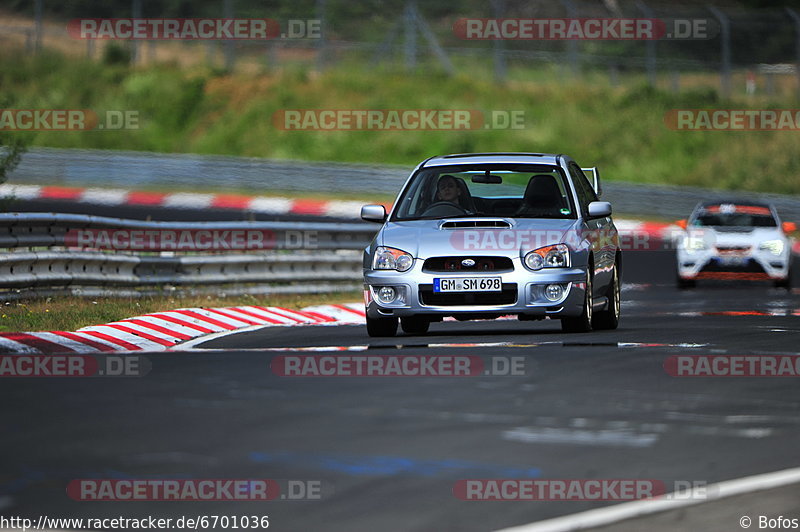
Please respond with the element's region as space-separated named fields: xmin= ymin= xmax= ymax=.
xmin=363 ymin=259 xmax=588 ymax=319
xmin=677 ymin=247 xmax=790 ymax=281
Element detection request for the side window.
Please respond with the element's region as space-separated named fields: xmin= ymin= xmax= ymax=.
xmin=568 ymin=163 xmax=593 ymax=216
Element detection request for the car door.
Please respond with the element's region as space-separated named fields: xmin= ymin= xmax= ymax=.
xmin=568 ymin=162 xmax=615 ymax=294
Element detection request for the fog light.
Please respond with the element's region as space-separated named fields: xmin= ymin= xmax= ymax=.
xmin=544 ymin=283 xmax=564 ymax=302
xmin=377 ymin=286 xmax=397 ymax=304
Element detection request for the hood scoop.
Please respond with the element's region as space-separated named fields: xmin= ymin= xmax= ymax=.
xmin=440 ymin=219 xmax=512 ymax=229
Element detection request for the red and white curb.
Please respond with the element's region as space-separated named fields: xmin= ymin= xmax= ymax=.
xmin=4 ymin=184 xmax=799 ymax=251
xmin=0 ymin=303 xmax=366 ymax=355
xmin=0 ymin=184 xmax=386 ymax=219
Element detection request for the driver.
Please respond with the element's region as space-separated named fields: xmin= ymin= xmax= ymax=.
xmin=435 ymin=174 xmax=462 ymax=204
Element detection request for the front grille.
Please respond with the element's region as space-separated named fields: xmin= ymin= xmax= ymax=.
xmin=701 ymin=258 xmax=764 ymax=273
xmin=715 ymin=246 xmax=752 ymax=254
xmin=423 ymin=256 xmax=514 ymax=272
xmin=419 ymin=283 xmax=518 ymax=306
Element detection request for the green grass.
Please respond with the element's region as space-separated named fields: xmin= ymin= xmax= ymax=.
xmin=3 ymin=50 xmax=800 ymax=195
xmin=0 ymin=291 xmax=361 ymax=333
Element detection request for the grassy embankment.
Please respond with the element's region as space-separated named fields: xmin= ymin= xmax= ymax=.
xmin=3 ymin=50 xmax=800 ymax=195
xmin=2 ymin=51 xmax=799 ymax=331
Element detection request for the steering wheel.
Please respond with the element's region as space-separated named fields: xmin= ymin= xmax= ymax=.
xmin=421 ymin=201 xmax=468 ymax=217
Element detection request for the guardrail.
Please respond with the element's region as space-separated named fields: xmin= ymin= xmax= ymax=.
xmin=8 ymin=148 xmax=800 ymax=221
xmin=0 ymin=213 xmax=374 ymax=299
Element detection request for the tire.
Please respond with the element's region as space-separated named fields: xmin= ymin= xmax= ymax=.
xmin=593 ymin=263 xmax=620 ymax=330
xmin=401 ymin=316 xmax=430 ymax=335
xmin=775 ymin=268 xmax=792 ymax=290
xmin=366 ymin=316 xmax=398 ymax=337
xmin=677 ymin=276 xmax=696 ymax=289
xmin=562 ymin=270 xmax=593 ymax=333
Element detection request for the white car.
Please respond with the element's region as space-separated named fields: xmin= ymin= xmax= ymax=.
xmin=675 ymin=201 xmax=795 ymax=289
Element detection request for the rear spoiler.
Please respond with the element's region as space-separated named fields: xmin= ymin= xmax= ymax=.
xmin=582 ymin=167 xmax=602 ymax=197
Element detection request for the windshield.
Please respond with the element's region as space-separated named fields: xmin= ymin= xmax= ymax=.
xmin=391 ymin=164 xmax=576 ymax=221
xmin=692 ymin=204 xmax=777 ymax=228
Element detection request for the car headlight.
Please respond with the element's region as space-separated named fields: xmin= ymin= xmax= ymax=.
xmin=683 ymin=237 xmax=707 ymax=252
xmin=759 ymin=239 xmax=785 ymax=255
xmin=524 ymin=244 xmax=570 ymax=271
xmin=372 ymin=246 xmax=413 ymax=272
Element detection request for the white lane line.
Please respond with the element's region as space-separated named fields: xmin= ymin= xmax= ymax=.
xmin=494 ymin=465 xmax=800 ymax=532
xmin=303 ymin=305 xmax=365 ymax=323
xmin=170 ymin=324 xmax=273 ymax=351
xmin=501 ymin=426 xmax=659 ymax=448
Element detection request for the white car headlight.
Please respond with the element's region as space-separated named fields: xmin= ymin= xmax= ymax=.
xmin=524 ymin=244 xmax=570 ymax=271
xmin=373 ymin=246 xmax=413 ymax=272
xmin=683 ymin=236 xmax=708 ymax=252
xmin=759 ymin=239 xmax=785 ymax=255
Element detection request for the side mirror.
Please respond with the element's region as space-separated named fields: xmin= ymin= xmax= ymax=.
xmin=676 ymin=219 xmax=688 ymax=230
xmin=587 ymin=201 xmax=612 ymax=219
xmin=783 ymin=221 xmax=797 ymax=233
xmin=361 ymin=204 xmax=387 ymax=223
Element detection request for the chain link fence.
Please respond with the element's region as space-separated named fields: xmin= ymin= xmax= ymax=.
xmin=5 ymin=1 xmax=800 ymax=98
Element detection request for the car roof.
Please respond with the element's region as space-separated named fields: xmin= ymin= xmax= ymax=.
xmin=421 ymin=153 xmax=562 ymax=167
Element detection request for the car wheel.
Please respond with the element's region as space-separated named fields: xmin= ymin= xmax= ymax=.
xmin=677 ymin=275 xmax=696 ymax=289
xmin=562 ymin=270 xmax=593 ymax=333
xmin=593 ymin=264 xmax=620 ymax=330
xmin=775 ymin=267 xmax=792 ymax=290
xmin=401 ymin=316 xmax=430 ymax=335
xmin=366 ymin=316 xmax=398 ymax=337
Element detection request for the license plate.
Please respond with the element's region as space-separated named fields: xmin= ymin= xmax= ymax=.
xmin=717 ymin=256 xmax=747 ymax=267
xmin=433 ymin=277 xmax=502 ymax=292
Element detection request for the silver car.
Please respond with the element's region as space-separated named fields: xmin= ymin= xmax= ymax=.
xmin=360 ymin=153 xmax=622 ymax=337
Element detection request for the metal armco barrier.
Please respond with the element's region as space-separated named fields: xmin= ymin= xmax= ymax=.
xmin=0 ymin=213 xmax=373 ymax=298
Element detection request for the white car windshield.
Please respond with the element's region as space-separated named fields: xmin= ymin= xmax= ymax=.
xmin=692 ymin=204 xmax=777 ymax=228
xmin=392 ymin=164 xmax=577 ymax=221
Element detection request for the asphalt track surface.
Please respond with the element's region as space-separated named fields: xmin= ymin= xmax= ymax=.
xmin=2 ymin=247 xmax=800 ymax=531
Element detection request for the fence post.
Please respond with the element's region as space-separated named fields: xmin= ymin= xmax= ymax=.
xmin=708 ymin=6 xmax=731 ymax=99
xmin=316 ymin=0 xmax=327 ymax=71
xmin=410 ymin=3 xmax=454 ymax=75
xmin=636 ymin=0 xmax=657 ymax=86
xmin=787 ymin=8 xmax=800 ymax=100
xmin=131 ymin=0 xmax=142 ymax=65
xmin=560 ymin=0 xmax=579 ymax=77
xmin=492 ymin=0 xmax=507 ymax=82
xmin=34 ymin=0 xmax=43 ymax=53
xmin=223 ymin=0 xmax=235 ymax=71
xmin=404 ymin=0 xmax=417 ymax=71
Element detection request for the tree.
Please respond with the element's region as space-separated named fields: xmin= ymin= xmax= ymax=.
xmin=0 ymin=134 xmax=26 ymax=186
